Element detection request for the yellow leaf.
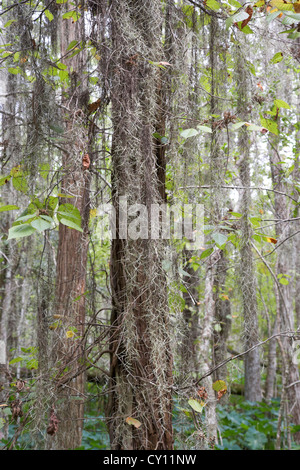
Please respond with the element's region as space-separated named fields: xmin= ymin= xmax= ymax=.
xmin=188 ymin=399 xmax=206 ymax=413
xmin=264 ymin=236 xmax=277 ymax=244
xmin=295 ymin=2 xmax=300 ymax=12
xmin=212 ymin=380 xmax=227 ymax=392
xmin=66 ymin=330 xmax=75 ymax=338
xmin=221 ymin=294 xmax=229 ymax=300
xmin=125 ymin=417 xmax=142 ymax=428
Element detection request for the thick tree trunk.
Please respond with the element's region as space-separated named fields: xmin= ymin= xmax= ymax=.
xmin=106 ymin=0 xmax=173 ymax=450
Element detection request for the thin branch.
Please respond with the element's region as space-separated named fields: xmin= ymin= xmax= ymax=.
xmin=195 ymin=331 xmax=298 ymax=385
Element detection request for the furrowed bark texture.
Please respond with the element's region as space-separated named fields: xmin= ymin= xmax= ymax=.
xmin=107 ymin=0 xmax=173 ymax=450
xmin=50 ymin=4 xmax=91 ymax=450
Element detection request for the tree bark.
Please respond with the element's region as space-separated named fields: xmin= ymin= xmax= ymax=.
xmin=106 ymin=0 xmax=173 ymax=450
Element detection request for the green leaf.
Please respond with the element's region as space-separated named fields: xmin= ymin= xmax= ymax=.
xmin=40 ymin=215 xmax=54 ymax=223
xmin=274 ymin=98 xmax=290 ymax=109
xmin=240 ymin=24 xmax=254 ymax=34
xmin=260 ymin=116 xmax=278 ymax=135
xmin=270 ymin=0 xmax=293 ymax=10
xmin=39 ymin=163 xmax=50 ymax=180
xmin=8 ymin=67 xmax=21 ymax=75
xmin=197 ymin=125 xmax=212 ymax=133
xmin=59 ymin=218 xmax=83 ymax=232
xmin=15 ymin=214 xmax=36 ymax=223
xmin=0 ymin=205 xmax=19 ymax=212
xmin=44 ymin=9 xmax=54 ymax=21
xmin=9 ymin=357 xmax=23 ymax=365
xmin=67 ymin=40 xmax=78 ymax=51
xmin=247 ymin=124 xmax=265 ymax=131
xmin=188 ymin=399 xmax=206 ymax=413
xmin=62 ymin=11 xmax=81 ymax=22
xmin=0 ymin=175 xmax=11 ymax=186
xmin=214 ymin=323 xmax=222 ymax=332
xmin=8 ymin=224 xmax=36 ymax=240
xmin=200 ymin=247 xmax=214 ymax=259
xmin=180 ymin=128 xmax=198 ymax=139
xmin=206 ymin=0 xmax=221 ymax=10
xmin=30 ymin=217 xmax=52 ymax=232
xmin=226 ymin=10 xmax=249 ymax=29
xmin=4 ymin=19 xmax=17 ymax=28
xmin=270 ymin=52 xmax=283 ymax=64
xmin=284 ymin=11 xmax=300 ymax=20
xmin=267 ymin=10 xmax=281 ymax=22
xmin=228 ymin=0 xmax=243 ymax=8
xmin=57 ymin=203 xmax=81 ymax=225
xmin=279 ymin=277 xmax=289 ymax=285
xmin=231 ymin=121 xmax=247 ymax=130
xmin=212 ymin=232 xmax=228 ymax=248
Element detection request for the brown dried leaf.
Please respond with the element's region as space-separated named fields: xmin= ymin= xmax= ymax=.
xmin=125 ymin=417 xmax=142 ymax=428
xmin=82 ymin=153 xmax=90 ymax=170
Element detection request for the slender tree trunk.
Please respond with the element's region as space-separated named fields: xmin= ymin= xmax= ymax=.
xmin=236 ymin=45 xmax=262 ymax=402
xmin=269 ymin=135 xmax=300 ymax=442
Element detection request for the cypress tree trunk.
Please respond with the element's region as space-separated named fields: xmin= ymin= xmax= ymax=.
xmin=50 ymin=3 xmax=92 ymax=449
xmin=107 ymin=0 xmax=173 ymax=450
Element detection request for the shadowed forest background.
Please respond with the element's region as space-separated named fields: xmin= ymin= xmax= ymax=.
xmin=0 ymin=0 xmax=300 ymax=451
